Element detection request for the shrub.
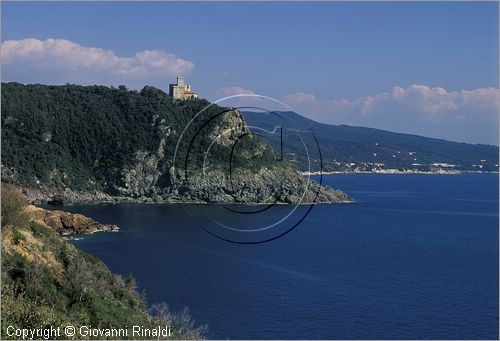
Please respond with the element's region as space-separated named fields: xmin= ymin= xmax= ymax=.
xmin=1 ymin=284 xmax=67 ymax=339
xmin=151 ymin=303 xmax=208 ymax=340
xmin=1 ymin=185 xmax=28 ymax=229
xmin=11 ymin=229 xmax=26 ymax=244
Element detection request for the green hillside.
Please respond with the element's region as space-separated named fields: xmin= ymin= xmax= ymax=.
xmin=1 ymin=186 xmax=207 ymax=340
xmin=242 ymin=111 xmax=499 ymax=172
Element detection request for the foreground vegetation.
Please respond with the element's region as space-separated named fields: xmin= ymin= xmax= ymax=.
xmin=1 ymin=186 xmax=207 ymax=339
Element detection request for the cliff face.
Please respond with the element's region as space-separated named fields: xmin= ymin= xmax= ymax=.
xmin=2 ymin=83 xmax=351 ymax=204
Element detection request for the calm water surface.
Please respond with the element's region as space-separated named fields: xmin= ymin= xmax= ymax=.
xmin=64 ymin=174 xmax=498 ymax=339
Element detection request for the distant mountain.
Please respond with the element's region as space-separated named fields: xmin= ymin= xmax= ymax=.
xmin=242 ymin=111 xmax=499 ymax=172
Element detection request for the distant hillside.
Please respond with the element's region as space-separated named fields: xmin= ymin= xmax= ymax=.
xmin=242 ymin=111 xmax=499 ymax=173
xmin=1 ymin=83 xmax=348 ymax=204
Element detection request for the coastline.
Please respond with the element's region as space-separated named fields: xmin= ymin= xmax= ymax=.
xmin=26 ymin=204 xmax=120 ymax=235
xmin=18 ymin=171 xmax=496 ymax=206
xmin=20 ymin=186 xmax=353 ymax=206
xmin=302 ymin=170 xmax=499 ymax=176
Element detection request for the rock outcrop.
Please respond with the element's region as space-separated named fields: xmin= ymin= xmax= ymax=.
xmin=25 ymin=205 xmax=119 ymax=235
xmin=161 ymin=167 xmax=351 ymax=204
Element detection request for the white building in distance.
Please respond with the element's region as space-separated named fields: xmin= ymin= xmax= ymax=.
xmin=169 ymin=76 xmax=198 ymax=100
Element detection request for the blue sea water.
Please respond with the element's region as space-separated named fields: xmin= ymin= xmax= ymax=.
xmin=66 ymin=174 xmax=499 ymax=339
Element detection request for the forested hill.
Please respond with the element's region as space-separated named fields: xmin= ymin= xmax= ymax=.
xmin=1 ymin=82 xmax=215 ymax=191
xmin=243 ymin=111 xmax=499 ymax=173
xmin=1 ymin=82 xmax=348 ymax=204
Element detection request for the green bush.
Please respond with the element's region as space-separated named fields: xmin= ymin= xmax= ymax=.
xmin=11 ymin=229 xmax=26 ymax=244
xmin=1 ymin=185 xmax=28 ymax=229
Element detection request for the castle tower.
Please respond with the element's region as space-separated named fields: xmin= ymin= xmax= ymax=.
xmin=177 ymin=76 xmax=185 ymax=87
xmin=169 ymin=76 xmax=198 ymax=100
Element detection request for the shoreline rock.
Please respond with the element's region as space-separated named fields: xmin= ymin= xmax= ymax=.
xmin=18 ymin=167 xmax=353 ymax=206
xmin=25 ymin=205 xmax=119 ymax=235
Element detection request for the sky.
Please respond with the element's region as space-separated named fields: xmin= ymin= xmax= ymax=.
xmin=2 ymin=2 xmax=499 ymax=145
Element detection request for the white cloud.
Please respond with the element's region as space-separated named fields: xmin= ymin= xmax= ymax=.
xmin=324 ymin=85 xmax=499 ymax=117
xmin=216 ymin=86 xmax=256 ymax=97
xmin=214 ymin=87 xmax=294 ymax=112
xmin=1 ymin=38 xmax=194 ymax=86
xmin=288 ymin=84 xmax=498 ymax=119
xmin=282 ymin=92 xmax=317 ymax=106
xmin=282 ymin=84 xmax=499 ymax=144
xmin=214 ymin=87 xmax=261 ymax=107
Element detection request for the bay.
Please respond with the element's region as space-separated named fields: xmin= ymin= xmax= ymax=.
xmin=64 ymin=174 xmax=499 ymax=339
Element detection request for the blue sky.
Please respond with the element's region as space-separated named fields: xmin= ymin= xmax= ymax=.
xmin=2 ymin=2 xmax=499 ymax=144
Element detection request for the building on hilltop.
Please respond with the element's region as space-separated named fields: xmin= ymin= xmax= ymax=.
xmin=169 ymin=76 xmax=198 ymax=100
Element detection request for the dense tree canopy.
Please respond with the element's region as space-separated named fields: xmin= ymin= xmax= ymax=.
xmin=1 ymin=83 xmax=278 ymax=192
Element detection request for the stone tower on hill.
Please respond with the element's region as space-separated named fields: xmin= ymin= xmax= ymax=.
xmin=169 ymin=76 xmax=198 ymax=100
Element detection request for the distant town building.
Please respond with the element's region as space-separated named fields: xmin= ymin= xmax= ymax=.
xmin=169 ymin=76 xmax=198 ymax=100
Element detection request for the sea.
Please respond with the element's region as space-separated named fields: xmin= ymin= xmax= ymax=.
xmin=63 ymin=174 xmax=498 ymax=339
